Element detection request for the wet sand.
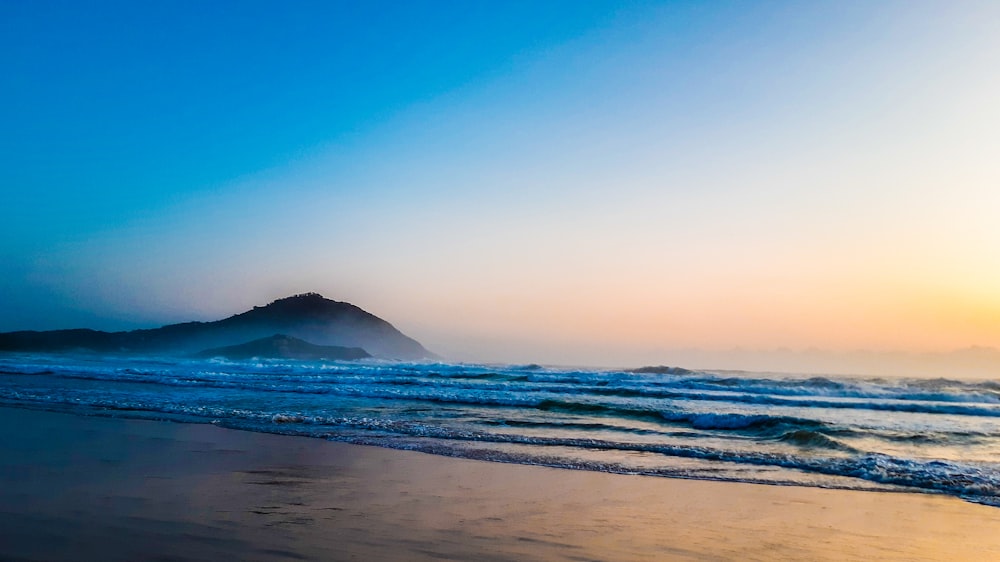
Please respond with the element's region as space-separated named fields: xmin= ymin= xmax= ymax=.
xmin=1 ymin=406 xmax=999 ymax=561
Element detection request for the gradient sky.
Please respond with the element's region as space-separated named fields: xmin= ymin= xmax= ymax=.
xmin=2 ymin=1 xmax=999 ymax=370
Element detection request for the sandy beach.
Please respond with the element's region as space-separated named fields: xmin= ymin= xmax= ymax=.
xmin=1 ymin=406 xmax=998 ymax=561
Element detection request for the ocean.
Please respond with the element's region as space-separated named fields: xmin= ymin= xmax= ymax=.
xmin=2 ymin=353 xmax=999 ymax=507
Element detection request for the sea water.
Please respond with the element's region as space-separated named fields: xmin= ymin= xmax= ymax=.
xmin=1 ymin=353 xmax=999 ymax=506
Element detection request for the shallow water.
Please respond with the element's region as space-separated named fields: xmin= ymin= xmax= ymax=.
xmin=2 ymin=353 xmax=999 ymax=506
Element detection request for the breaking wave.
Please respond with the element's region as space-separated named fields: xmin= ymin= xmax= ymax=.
xmin=1 ymin=353 xmax=999 ymax=507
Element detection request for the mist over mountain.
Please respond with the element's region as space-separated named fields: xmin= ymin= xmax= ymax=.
xmin=0 ymin=293 xmax=432 ymax=360
xmin=194 ymin=334 xmax=370 ymax=361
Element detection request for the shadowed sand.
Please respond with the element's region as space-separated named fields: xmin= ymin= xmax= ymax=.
xmin=1 ymin=407 xmax=998 ymax=561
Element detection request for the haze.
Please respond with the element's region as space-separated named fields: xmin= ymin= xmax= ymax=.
xmin=2 ymin=1 xmax=999 ymax=375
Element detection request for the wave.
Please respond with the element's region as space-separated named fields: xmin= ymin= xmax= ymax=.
xmin=13 ymin=361 xmax=1000 ymax=421
xmin=660 ymin=411 xmax=824 ymax=431
xmin=2 ymin=386 xmax=998 ymax=506
xmin=535 ymin=398 xmax=668 ymax=423
xmin=0 ymin=382 xmax=849 ymax=444
xmin=0 ymin=367 xmax=55 ymax=376
xmin=425 ymin=372 xmax=531 ymax=382
xmin=479 ymin=419 xmax=693 ymax=437
xmin=776 ymin=429 xmax=857 ymax=452
xmin=537 ymin=401 xmax=843 ymax=441
xmin=205 ymin=416 xmax=1000 ymax=505
xmin=7 ymin=390 xmax=993 ymax=505
xmin=6 ymin=371 xmax=990 ymax=452
xmin=7 ymin=354 xmax=1000 ymax=396
xmin=7 ymin=363 xmax=1000 ymax=440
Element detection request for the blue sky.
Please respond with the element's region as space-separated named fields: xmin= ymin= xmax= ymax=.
xmin=2 ymin=1 xmax=618 ymax=243
xmin=3 ymin=1 xmax=999 ymax=369
xmin=2 ymin=0 xmax=626 ymax=323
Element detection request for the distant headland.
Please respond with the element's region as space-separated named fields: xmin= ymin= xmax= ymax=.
xmin=194 ymin=334 xmax=371 ymax=361
xmin=0 ymin=293 xmax=433 ymax=360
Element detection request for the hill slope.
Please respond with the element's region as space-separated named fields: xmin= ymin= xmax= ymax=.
xmin=194 ymin=334 xmax=370 ymax=361
xmin=0 ymin=293 xmax=432 ymax=360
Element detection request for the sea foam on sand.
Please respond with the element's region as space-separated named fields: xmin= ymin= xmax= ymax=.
xmin=1 ymin=406 xmax=999 ymax=561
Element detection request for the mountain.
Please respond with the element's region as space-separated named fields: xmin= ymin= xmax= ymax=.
xmin=629 ymin=365 xmax=696 ymax=376
xmin=0 ymin=293 xmax=433 ymax=360
xmin=194 ymin=334 xmax=370 ymax=361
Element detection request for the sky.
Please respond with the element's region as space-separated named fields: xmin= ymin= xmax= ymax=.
xmin=2 ymin=1 xmax=999 ymax=372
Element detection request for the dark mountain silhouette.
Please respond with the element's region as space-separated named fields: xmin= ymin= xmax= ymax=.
xmin=194 ymin=334 xmax=370 ymax=361
xmin=629 ymin=365 xmax=696 ymax=376
xmin=0 ymin=293 xmax=433 ymax=360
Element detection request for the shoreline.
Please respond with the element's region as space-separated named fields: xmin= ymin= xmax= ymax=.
xmin=2 ymin=405 xmax=999 ymax=561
